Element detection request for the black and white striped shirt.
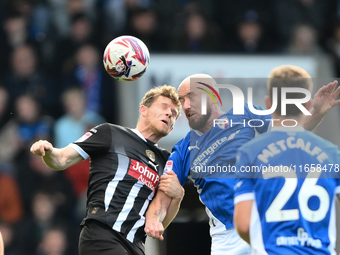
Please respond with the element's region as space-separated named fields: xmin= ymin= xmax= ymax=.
xmin=70 ymin=123 xmax=170 ymax=243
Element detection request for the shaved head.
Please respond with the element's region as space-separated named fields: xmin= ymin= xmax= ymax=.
xmin=178 ymin=73 xmax=220 ymax=132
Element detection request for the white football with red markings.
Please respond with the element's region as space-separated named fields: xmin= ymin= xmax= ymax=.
xmin=103 ymin=35 xmax=150 ymax=82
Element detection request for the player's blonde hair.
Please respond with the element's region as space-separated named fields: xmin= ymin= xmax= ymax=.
xmin=267 ymin=65 xmax=313 ymax=116
xmin=140 ymin=85 xmax=181 ymax=118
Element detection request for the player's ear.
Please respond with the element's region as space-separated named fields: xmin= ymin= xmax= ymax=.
xmin=265 ymin=95 xmax=272 ymax=110
xmin=140 ymin=105 xmax=148 ymax=117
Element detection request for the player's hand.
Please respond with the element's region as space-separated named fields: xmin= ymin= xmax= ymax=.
xmin=312 ymin=80 xmax=340 ymax=116
xmin=30 ymin=140 xmax=53 ymax=156
xmin=158 ymin=170 xmax=184 ymax=200
xmin=144 ymin=220 xmax=164 ymax=241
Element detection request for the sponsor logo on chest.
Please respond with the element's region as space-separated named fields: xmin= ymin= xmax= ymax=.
xmin=128 ymin=159 xmax=159 ymax=192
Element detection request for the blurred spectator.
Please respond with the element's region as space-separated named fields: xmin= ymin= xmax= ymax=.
xmin=36 ymin=226 xmax=68 ymax=255
xmin=15 ymin=153 xmax=79 ymax=254
xmin=29 ymin=2 xmax=51 ymax=44
xmin=287 ymin=23 xmax=323 ymax=55
xmin=0 ymin=0 xmax=54 ymax=72
xmin=213 ymin=0 xmax=277 ymax=52
xmin=48 ymin=0 xmax=97 ymax=38
xmin=0 ymin=94 xmax=51 ymax=169
xmin=0 ymin=114 xmax=21 ymax=170
xmin=124 ymin=7 xmax=169 ymax=52
xmin=53 ymin=87 xmax=98 ymax=221
xmin=52 ymin=13 xmax=99 ymax=78
xmin=15 ymin=95 xmax=53 ymax=152
xmin=17 ymin=190 xmax=69 ymax=255
xmin=0 ymin=86 xmax=11 ymax=129
xmin=327 ymin=23 xmax=340 ymax=77
xmin=171 ymin=10 xmax=223 ymax=52
xmin=64 ymin=158 xmax=89 ymax=224
xmin=16 ymin=152 xmax=76 ymax=222
xmin=273 ymin=0 xmax=331 ymax=49
xmin=0 ymin=11 xmax=35 ymax=77
xmin=32 ymin=191 xmax=57 ymax=229
xmin=2 ymin=44 xmax=61 ymax=118
xmin=99 ymin=0 xmax=154 ymax=45
xmin=55 ymin=87 xmax=105 ymax=148
xmin=0 ymin=172 xmax=23 ymax=224
xmin=0 ymin=221 xmax=21 ymax=255
xmin=98 ymin=0 xmax=128 ymax=42
xmin=61 ymin=44 xmax=118 ymax=123
xmin=229 ymin=10 xmax=276 ymax=53
xmin=0 ymin=93 xmax=19 ymax=168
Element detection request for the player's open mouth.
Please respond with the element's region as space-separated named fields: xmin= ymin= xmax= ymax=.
xmin=161 ymin=120 xmax=168 ymax=125
xmin=188 ymin=113 xmax=194 ymax=118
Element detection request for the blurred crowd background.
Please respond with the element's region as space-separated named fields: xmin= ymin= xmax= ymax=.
xmin=0 ymin=0 xmax=340 ymax=254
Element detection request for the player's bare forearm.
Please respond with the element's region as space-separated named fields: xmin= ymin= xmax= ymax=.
xmin=162 ymin=195 xmax=183 ymax=229
xmin=41 ymin=148 xmax=70 ymax=170
xmin=147 ymin=191 xmax=171 ymax=221
xmin=145 ymin=171 xmax=184 ymax=239
xmin=157 ymin=170 xmax=184 ymax=229
xmin=145 ymin=191 xmax=172 ymax=240
xmin=30 ymin=141 xmax=83 ymax=170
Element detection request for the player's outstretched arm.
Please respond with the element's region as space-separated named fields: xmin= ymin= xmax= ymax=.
xmin=304 ymin=80 xmax=340 ymax=131
xmin=234 ymin=200 xmax=253 ymax=245
xmin=30 ymin=140 xmax=83 ymax=170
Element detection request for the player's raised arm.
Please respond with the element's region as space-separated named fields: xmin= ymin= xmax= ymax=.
xmin=304 ymin=80 xmax=340 ymax=131
xmin=30 ymin=140 xmax=84 ymax=170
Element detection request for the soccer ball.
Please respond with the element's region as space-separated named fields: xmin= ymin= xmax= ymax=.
xmin=103 ymin=35 xmax=150 ymax=82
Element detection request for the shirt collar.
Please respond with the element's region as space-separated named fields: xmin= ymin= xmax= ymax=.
xmin=131 ymin=129 xmax=159 ymax=147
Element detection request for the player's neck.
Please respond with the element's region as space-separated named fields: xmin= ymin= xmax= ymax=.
xmin=135 ymin=126 xmax=162 ymax=144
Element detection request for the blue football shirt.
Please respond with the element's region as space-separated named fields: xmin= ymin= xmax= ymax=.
xmin=234 ymin=126 xmax=340 ymax=254
xmin=165 ymin=104 xmax=270 ymax=229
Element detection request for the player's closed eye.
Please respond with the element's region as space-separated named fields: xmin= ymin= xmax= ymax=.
xmin=160 ymin=103 xmax=177 ymax=118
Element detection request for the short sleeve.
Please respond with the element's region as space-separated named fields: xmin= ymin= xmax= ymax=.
xmin=165 ymin=140 xmax=190 ymax=186
xmin=72 ymin=123 xmax=111 ymax=157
